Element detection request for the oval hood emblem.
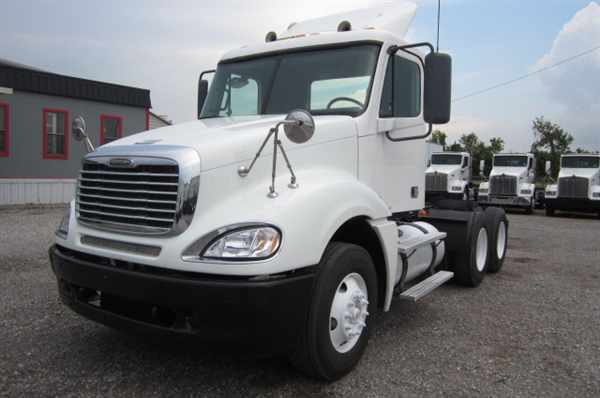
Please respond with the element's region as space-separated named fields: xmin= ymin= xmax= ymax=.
xmin=109 ymin=158 xmax=135 ymax=168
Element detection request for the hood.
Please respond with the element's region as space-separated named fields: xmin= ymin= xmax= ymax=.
xmin=426 ymin=165 xmax=462 ymax=175
xmin=101 ymin=115 xmax=357 ymax=171
xmin=558 ymin=168 xmax=599 ymax=180
xmin=490 ymin=167 xmax=528 ymax=179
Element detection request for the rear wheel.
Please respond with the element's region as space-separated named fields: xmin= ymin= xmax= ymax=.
xmin=453 ymin=211 xmax=489 ymax=287
xmin=291 ymin=242 xmax=377 ymax=381
xmin=484 ymin=207 xmax=509 ymax=273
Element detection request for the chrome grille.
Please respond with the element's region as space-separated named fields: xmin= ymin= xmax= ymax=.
xmin=426 ymin=173 xmax=447 ymax=192
xmin=490 ymin=175 xmax=517 ymax=196
xmin=76 ymin=157 xmax=180 ymax=234
xmin=559 ymin=177 xmax=589 ymax=198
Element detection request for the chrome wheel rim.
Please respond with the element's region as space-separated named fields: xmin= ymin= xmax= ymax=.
xmin=329 ymin=273 xmax=369 ymax=353
xmin=476 ymin=228 xmax=488 ymax=272
xmin=497 ymin=221 xmax=507 ymax=260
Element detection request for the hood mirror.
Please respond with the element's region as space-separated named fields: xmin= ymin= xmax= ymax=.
xmin=283 ymin=109 xmax=315 ymax=144
xmin=238 ymin=109 xmax=316 ymax=198
xmin=72 ymin=116 xmax=95 ymax=153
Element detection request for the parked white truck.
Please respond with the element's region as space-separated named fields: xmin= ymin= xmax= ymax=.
xmin=478 ymin=153 xmax=536 ymax=213
xmin=425 ymin=152 xmax=472 ymax=202
xmin=544 ymin=154 xmax=600 ymax=217
xmin=49 ymin=3 xmax=509 ymax=380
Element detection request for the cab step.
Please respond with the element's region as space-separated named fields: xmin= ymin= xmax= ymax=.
xmin=399 ymin=271 xmax=454 ymax=302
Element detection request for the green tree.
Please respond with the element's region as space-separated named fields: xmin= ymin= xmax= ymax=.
xmin=430 ymin=130 xmax=447 ymax=149
xmin=531 ymin=117 xmax=573 ymax=177
xmin=447 ymin=133 xmax=504 ymax=176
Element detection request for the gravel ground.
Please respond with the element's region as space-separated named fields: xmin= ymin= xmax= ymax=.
xmin=1 ymin=206 xmax=599 ymax=397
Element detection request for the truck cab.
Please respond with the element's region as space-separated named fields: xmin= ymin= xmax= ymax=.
xmin=478 ymin=153 xmax=536 ymax=213
xmin=49 ymin=3 xmax=509 ymax=380
xmin=425 ymin=152 xmax=471 ymax=201
xmin=545 ymin=154 xmax=600 ymax=217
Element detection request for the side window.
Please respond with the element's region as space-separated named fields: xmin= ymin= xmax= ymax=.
xmin=43 ymin=109 xmax=69 ymax=159
xmin=379 ymin=55 xmax=421 ymax=118
xmin=220 ymin=75 xmax=259 ymax=117
xmin=100 ymin=115 xmax=123 ymax=145
xmin=0 ymin=103 xmax=9 ymax=157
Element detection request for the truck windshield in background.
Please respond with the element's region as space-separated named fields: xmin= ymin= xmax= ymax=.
xmin=494 ymin=156 xmax=527 ymax=167
xmin=200 ymin=45 xmax=380 ymax=119
xmin=561 ymin=156 xmax=600 ymax=169
xmin=431 ymin=154 xmax=462 ymax=165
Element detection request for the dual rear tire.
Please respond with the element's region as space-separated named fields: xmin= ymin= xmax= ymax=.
xmin=452 ymin=207 xmax=508 ymax=286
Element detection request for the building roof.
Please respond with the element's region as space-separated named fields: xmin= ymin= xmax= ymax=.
xmin=0 ymin=58 xmax=151 ymax=109
xmin=149 ymin=111 xmax=172 ymax=125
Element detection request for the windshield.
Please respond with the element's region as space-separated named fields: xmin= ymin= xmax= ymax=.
xmin=494 ymin=156 xmax=528 ymax=167
xmin=200 ymin=44 xmax=380 ymax=118
xmin=561 ymin=156 xmax=600 ymax=169
xmin=431 ymin=154 xmax=462 ymax=165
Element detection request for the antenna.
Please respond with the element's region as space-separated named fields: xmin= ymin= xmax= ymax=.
xmin=436 ymin=0 xmax=441 ymax=52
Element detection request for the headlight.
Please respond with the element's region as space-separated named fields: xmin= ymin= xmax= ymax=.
xmin=451 ymin=186 xmax=463 ymax=192
xmin=201 ymin=226 xmax=281 ymax=260
xmin=520 ymin=189 xmax=532 ymax=195
xmin=55 ymin=206 xmax=71 ymax=239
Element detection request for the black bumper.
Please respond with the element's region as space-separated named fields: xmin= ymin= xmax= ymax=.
xmin=49 ymin=245 xmax=315 ymax=351
xmin=545 ymin=198 xmax=600 ymax=213
xmin=479 ymin=195 xmax=531 ymax=208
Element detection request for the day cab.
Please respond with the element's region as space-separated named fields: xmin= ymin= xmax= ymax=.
xmin=49 ymin=3 xmax=509 ymax=380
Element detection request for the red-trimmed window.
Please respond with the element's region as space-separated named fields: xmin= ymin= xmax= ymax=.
xmin=43 ymin=109 xmax=69 ymax=160
xmin=100 ymin=115 xmax=123 ymax=145
xmin=0 ymin=103 xmax=9 ymax=157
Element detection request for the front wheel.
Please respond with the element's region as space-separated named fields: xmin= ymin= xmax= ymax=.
xmin=291 ymin=242 xmax=377 ymax=381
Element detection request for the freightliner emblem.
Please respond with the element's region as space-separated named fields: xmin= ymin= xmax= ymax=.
xmin=109 ymin=158 xmax=135 ymax=168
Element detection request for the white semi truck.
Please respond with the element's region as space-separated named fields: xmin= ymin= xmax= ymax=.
xmin=49 ymin=3 xmax=509 ymax=380
xmin=478 ymin=153 xmax=536 ymax=213
xmin=544 ymin=154 xmax=600 ymax=217
xmin=425 ymin=152 xmax=472 ymax=202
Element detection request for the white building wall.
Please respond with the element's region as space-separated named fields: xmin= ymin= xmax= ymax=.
xmin=0 ymin=179 xmax=75 ymax=205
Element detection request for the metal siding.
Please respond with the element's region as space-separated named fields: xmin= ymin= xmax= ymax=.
xmin=0 ymin=91 xmax=147 ymax=178
xmin=0 ymin=179 xmax=76 ymax=205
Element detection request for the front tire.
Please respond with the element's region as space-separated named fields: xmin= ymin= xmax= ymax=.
xmin=484 ymin=207 xmax=509 ymax=273
xmin=291 ymin=243 xmax=377 ymax=381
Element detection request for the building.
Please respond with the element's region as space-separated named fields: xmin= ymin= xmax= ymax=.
xmin=0 ymin=58 xmax=166 ymax=205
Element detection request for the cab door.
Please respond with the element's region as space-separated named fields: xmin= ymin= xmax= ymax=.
xmin=358 ymin=51 xmax=426 ymax=212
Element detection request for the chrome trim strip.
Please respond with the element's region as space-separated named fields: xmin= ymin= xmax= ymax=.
xmin=77 ymin=193 xmax=177 ymax=205
xmin=77 ymin=208 xmax=174 ymax=222
xmin=78 ymin=200 xmax=176 ymax=213
xmin=79 ymin=177 xmax=179 ymax=186
xmin=80 ymin=171 xmax=178 ymax=177
xmin=77 ymin=185 xmax=179 ymax=196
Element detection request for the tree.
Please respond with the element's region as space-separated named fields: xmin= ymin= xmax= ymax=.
xmin=531 ymin=117 xmax=573 ymax=177
xmin=447 ymin=133 xmax=504 ymax=176
xmin=430 ymin=130 xmax=447 ymax=149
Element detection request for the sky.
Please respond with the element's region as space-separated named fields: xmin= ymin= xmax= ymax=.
xmin=1 ymin=0 xmax=599 ymax=152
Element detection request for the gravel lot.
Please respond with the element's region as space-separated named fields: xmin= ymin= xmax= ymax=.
xmin=1 ymin=206 xmax=599 ymax=397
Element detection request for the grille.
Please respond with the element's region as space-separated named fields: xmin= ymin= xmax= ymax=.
xmin=76 ymin=158 xmax=180 ymax=234
xmin=558 ymin=177 xmax=589 ymax=198
xmin=426 ymin=173 xmax=448 ymax=192
xmin=490 ymin=175 xmax=517 ymax=196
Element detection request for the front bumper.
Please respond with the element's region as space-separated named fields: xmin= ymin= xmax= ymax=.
xmin=49 ymin=245 xmax=315 ymax=351
xmin=479 ymin=195 xmax=531 ymax=208
xmin=545 ymin=197 xmax=600 ymax=213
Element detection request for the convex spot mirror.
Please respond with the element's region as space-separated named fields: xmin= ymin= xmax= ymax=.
xmin=283 ymin=109 xmax=315 ymax=144
xmin=72 ymin=116 xmax=87 ymax=141
xmin=424 ymin=52 xmax=452 ymax=125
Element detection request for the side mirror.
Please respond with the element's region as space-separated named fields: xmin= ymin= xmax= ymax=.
xmin=545 ymin=160 xmax=552 ymax=175
xmin=197 ymin=79 xmax=209 ymax=119
xmin=72 ymin=116 xmax=95 ymax=153
xmin=427 ymin=159 xmax=431 ymax=168
xmin=72 ymin=116 xmax=87 ymax=142
xmin=283 ymin=109 xmax=315 ymax=144
xmin=424 ymin=52 xmax=452 ymax=125
xmin=197 ymin=69 xmax=215 ymax=119
xmin=479 ymin=160 xmax=486 ymax=176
